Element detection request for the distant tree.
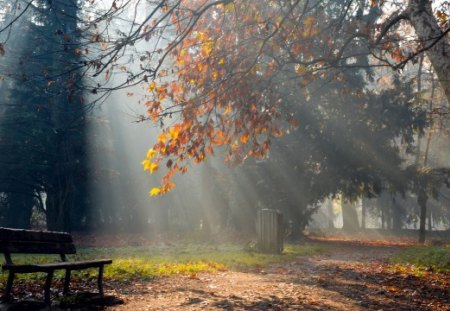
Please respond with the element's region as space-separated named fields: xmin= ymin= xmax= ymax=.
xmin=0 ymin=0 xmax=89 ymax=231
xmin=0 ymin=0 xmax=448 ymax=235
xmin=0 ymin=1 xmax=51 ymax=228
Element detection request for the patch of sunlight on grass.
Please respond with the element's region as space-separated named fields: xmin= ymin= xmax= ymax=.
xmin=390 ymin=245 xmax=450 ymax=274
xmin=0 ymin=243 xmax=326 ymax=282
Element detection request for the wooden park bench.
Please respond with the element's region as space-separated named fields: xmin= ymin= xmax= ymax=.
xmin=0 ymin=227 xmax=112 ymax=305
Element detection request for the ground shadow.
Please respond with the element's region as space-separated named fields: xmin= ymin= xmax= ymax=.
xmin=0 ymin=293 xmax=123 ymax=311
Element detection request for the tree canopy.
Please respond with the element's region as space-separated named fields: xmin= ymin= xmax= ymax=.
xmin=140 ymin=0 xmax=449 ymax=194
xmin=0 ymin=0 xmax=448 ymax=237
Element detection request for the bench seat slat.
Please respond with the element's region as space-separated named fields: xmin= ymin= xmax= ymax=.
xmin=0 ymin=228 xmax=72 ymax=243
xmin=0 ymin=241 xmax=76 ymax=254
xmin=2 ymin=259 xmax=113 ymax=273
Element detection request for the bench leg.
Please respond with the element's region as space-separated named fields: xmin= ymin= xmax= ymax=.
xmin=63 ymin=269 xmax=71 ymax=295
xmin=97 ymin=265 xmax=104 ymax=295
xmin=3 ymin=271 xmax=14 ymax=302
xmin=44 ymin=271 xmax=53 ymax=305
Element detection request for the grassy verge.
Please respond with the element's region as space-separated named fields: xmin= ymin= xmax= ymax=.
xmin=0 ymin=243 xmax=326 ymax=282
xmin=390 ymin=245 xmax=450 ymax=274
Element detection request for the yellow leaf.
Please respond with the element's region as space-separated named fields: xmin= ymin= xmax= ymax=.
xmin=146 ymin=148 xmax=156 ymax=159
xmin=148 ymin=81 xmax=156 ymax=91
xmin=218 ymin=58 xmax=225 ymax=65
xmin=194 ymin=31 xmax=207 ymax=42
xmin=201 ymin=41 xmax=213 ymax=57
xmin=168 ymin=127 xmax=179 ymax=140
xmin=141 ymin=159 xmax=150 ymax=170
xmin=211 ymin=71 xmax=219 ymax=81
xmin=149 ymin=162 xmax=159 ymax=173
xmin=223 ymin=105 xmax=232 ymax=115
xmin=149 ymin=187 xmax=161 ymax=196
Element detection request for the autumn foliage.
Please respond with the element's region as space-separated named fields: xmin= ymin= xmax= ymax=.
xmin=141 ymin=0 xmax=449 ymax=195
xmin=142 ymin=1 xmax=310 ymax=194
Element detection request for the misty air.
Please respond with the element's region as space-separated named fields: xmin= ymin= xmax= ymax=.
xmin=0 ymin=0 xmax=448 ymax=310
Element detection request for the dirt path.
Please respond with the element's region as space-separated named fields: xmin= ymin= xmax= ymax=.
xmin=106 ymin=243 xmax=449 ymax=311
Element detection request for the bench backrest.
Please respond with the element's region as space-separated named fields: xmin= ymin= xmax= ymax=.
xmin=0 ymin=227 xmax=76 ymax=256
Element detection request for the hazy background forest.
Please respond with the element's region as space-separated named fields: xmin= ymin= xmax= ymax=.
xmin=0 ymin=0 xmax=448 ymax=244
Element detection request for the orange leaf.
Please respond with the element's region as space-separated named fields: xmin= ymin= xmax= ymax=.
xmin=162 ymin=181 xmax=175 ymax=193
xmin=158 ymin=133 xmax=167 ymax=143
xmin=168 ymin=126 xmax=180 ymax=140
xmin=240 ymin=133 xmax=250 ymax=144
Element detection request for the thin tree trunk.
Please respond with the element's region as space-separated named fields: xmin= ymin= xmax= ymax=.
xmin=414 ymin=55 xmax=424 ymax=165
xmin=342 ymin=199 xmax=360 ymax=232
xmin=391 ymin=197 xmax=402 ymax=232
xmin=326 ymin=199 xmax=335 ymax=229
xmin=423 ymin=70 xmax=436 ymax=167
xmin=427 ymin=209 xmax=432 ymax=231
xmin=408 ymin=0 xmax=450 ymax=104
xmin=361 ymin=200 xmax=366 ymax=230
xmin=418 ymin=190 xmax=428 ymax=244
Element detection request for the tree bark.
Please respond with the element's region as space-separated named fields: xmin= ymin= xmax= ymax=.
xmin=327 ymin=199 xmax=335 ymax=229
xmin=342 ymin=200 xmax=360 ymax=232
xmin=427 ymin=209 xmax=432 ymax=231
xmin=417 ymin=189 xmax=428 ymax=244
xmin=361 ymin=199 xmax=366 ymax=230
xmin=391 ymin=197 xmax=402 ymax=232
xmin=408 ymin=0 xmax=450 ymax=104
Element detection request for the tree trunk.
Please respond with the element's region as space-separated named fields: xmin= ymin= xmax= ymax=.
xmin=417 ymin=190 xmax=428 ymax=244
xmin=427 ymin=209 xmax=432 ymax=231
xmin=327 ymin=199 xmax=335 ymax=229
xmin=408 ymin=0 xmax=450 ymax=104
xmin=391 ymin=198 xmax=402 ymax=232
xmin=361 ymin=199 xmax=366 ymax=230
xmin=342 ymin=200 xmax=360 ymax=232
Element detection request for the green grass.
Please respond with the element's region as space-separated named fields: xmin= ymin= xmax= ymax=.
xmin=0 ymin=243 xmax=326 ymax=282
xmin=390 ymin=245 xmax=450 ymax=274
